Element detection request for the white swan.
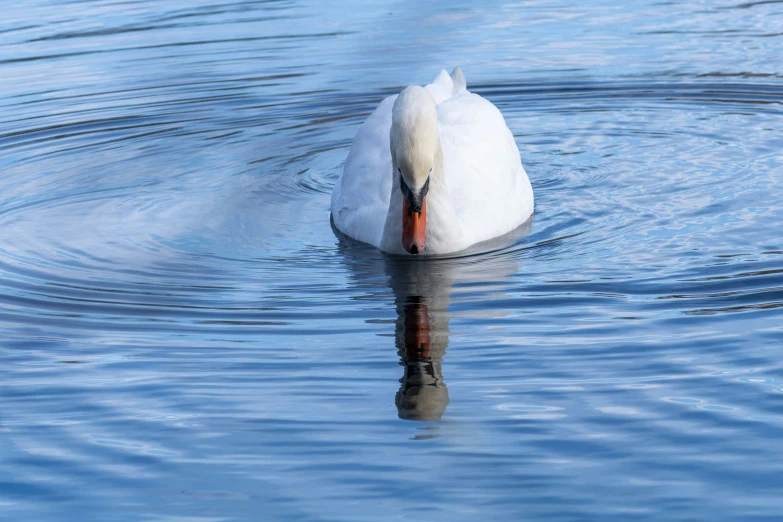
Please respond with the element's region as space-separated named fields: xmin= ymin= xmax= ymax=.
xmin=331 ymin=67 xmax=534 ymax=255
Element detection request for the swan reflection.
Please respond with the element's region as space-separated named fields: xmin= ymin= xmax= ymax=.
xmin=335 ymin=216 xmax=532 ymax=422
xmin=386 ymin=258 xmax=454 ymax=421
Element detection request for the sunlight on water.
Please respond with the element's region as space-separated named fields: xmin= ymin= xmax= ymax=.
xmin=1 ymin=1 xmax=782 ymax=520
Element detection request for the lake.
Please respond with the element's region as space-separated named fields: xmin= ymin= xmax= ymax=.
xmin=1 ymin=1 xmax=782 ymax=520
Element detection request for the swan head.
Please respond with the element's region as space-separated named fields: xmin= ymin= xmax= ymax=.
xmin=391 ymin=86 xmax=439 ymax=255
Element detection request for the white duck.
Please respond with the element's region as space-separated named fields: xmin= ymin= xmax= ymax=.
xmin=331 ymin=67 xmax=534 ymax=255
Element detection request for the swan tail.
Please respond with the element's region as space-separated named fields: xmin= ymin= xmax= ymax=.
xmin=450 ymin=66 xmax=466 ymax=93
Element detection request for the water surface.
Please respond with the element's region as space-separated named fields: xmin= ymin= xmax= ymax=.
xmin=2 ymin=1 xmax=782 ymax=520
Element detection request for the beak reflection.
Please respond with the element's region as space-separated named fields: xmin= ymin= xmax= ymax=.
xmin=395 ymin=295 xmax=449 ymax=421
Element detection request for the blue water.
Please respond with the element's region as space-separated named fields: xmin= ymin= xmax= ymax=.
xmin=2 ymin=1 xmax=783 ymax=520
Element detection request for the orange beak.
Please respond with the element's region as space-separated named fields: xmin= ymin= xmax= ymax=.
xmin=402 ymin=197 xmax=426 ymax=254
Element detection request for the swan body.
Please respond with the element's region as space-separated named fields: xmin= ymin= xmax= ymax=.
xmin=331 ymin=67 xmax=534 ymax=255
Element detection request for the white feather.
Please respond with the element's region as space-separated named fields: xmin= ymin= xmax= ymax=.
xmin=331 ymin=68 xmax=534 ymax=255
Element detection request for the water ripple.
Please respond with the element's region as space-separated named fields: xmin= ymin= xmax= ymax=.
xmin=2 ymin=0 xmax=783 ymax=520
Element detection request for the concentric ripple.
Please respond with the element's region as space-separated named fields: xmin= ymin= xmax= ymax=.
xmin=2 ymin=1 xmax=783 ymax=521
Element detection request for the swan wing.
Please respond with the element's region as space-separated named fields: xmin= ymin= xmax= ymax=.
xmin=331 ymin=95 xmax=397 ymax=247
xmin=437 ymin=90 xmax=534 ymax=246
